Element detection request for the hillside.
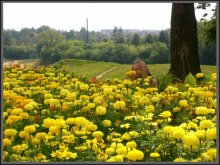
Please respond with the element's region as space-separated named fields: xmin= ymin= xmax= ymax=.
xmin=3 ymin=58 xmax=217 ymax=81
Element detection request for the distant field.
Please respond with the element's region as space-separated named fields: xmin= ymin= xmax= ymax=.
xmin=3 ymin=58 xmax=217 ymax=81
xmin=53 ymin=59 xmax=217 ymax=81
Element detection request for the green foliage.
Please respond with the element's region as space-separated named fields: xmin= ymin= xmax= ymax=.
xmin=3 ymin=22 xmax=215 ymax=65
xmin=4 ymin=44 xmax=37 ymax=59
xmin=156 ymin=73 xmax=172 ymax=92
xmin=147 ymin=42 xmax=169 ymax=64
xmin=112 ymin=26 xmax=125 ymax=43
xmin=37 ymin=29 xmax=66 ymax=65
xmin=184 ymin=73 xmax=197 ymax=87
xmin=131 ymin=33 xmax=141 ymax=46
xmin=144 ymin=33 xmax=158 ymax=43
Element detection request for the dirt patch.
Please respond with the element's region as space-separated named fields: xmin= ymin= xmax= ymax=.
xmin=3 ymin=60 xmax=25 ymax=68
xmin=96 ymin=67 xmax=117 ymax=79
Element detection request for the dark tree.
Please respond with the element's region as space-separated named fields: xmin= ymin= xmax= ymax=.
xmin=131 ymin=33 xmax=141 ymax=46
xmin=169 ymin=3 xmax=201 ymax=82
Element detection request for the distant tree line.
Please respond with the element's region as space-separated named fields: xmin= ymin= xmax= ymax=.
xmin=3 ymin=20 xmax=216 ymax=65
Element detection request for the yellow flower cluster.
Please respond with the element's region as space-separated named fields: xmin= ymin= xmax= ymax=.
xmin=3 ymin=64 xmax=217 ymax=162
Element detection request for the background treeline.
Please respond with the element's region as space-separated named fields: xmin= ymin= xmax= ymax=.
xmin=3 ymin=21 xmax=216 ymax=65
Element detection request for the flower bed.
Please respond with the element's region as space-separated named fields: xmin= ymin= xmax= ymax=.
xmin=2 ymin=64 xmax=217 ymax=162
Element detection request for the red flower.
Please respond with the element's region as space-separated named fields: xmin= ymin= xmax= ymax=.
xmin=90 ymin=77 xmax=97 ymax=83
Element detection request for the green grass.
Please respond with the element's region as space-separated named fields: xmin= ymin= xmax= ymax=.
xmin=3 ymin=58 xmax=217 ymax=81
xmin=53 ymin=59 xmax=217 ymax=81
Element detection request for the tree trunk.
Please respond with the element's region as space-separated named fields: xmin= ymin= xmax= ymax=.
xmin=169 ymin=3 xmax=201 ymax=82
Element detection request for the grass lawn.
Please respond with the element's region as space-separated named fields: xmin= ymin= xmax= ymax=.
xmin=54 ymin=59 xmax=217 ymax=81
xmin=3 ymin=58 xmax=217 ymax=81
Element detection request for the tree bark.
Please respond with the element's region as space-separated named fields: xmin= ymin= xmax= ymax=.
xmin=169 ymin=3 xmax=201 ymax=82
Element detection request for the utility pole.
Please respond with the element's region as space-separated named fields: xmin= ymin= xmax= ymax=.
xmin=86 ymin=18 xmax=89 ymax=44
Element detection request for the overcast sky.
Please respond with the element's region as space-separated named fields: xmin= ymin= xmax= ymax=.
xmin=3 ymin=2 xmax=217 ymax=32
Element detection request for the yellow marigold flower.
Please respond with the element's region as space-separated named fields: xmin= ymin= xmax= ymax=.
xmin=50 ymin=99 xmax=60 ymax=105
xmin=201 ymin=153 xmax=213 ymax=161
xmin=12 ymin=145 xmax=22 ymax=153
xmin=163 ymin=126 xmax=173 ymax=134
xmin=96 ymin=106 xmax=106 ymax=115
xmin=196 ymin=73 xmax=204 ymax=78
xmin=35 ymin=132 xmax=47 ymax=140
xmin=24 ymin=104 xmax=34 ymax=111
xmin=182 ymin=132 xmax=200 ymax=147
xmin=24 ymin=125 xmax=36 ymax=133
xmin=171 ymin=126 xmax=185 ymax=139
xmin=3 ymin=112 xmax=8 ymax=118
xmin=35 ymin=152 xmax=47 ymax=161
xmin=145 ymin=105 xmax=155 ymax=113
xmin=105 ymin=147 xmax=115 ymax=155
xmin=123 ymin=79 xmax=132 ymax=86
xmin=49 ymin=126 xmax=60 ymax=134
xmin=43 ymin=98 xmax=50 ymax=105
xmin=5 ymin=118 xmax=13 ymax=125
xmin=159 ymin=111 xmax=171 ymax=118
xmin=126 ymin=70 xmax=136 ymax=77
xmin=92 ymin=131 xmax=104 ymax=138
xmin=93 ymin=96 xmax=103 ymax=104
xmin=85 ymin=124 xmax=97 ymax=131
xmin=107 ymin=157 xmax=116 ymax=162
xmin=120 ymin=123 xmax=131 ymax=129
xmin=206 ymin=148 xmax=216 ymax=159
xmin=19 ymin=131 xmax=29 ymax=138
xmin=110 ymin=142 xmax=117 ymax=149
xmin=195 ymin=106 xmax=208 ymax=115
xmin=103 ymin=87 xmax=113 ymax=96
xmin=114 ymin=155 xmax=124 ymax=162
xmin=121 ymin=132 xmax=131 ymax=141
xmin=127 ymin=149 xmax=144 ymax=161
xmin=113 ymin=101 xmax=126 ymax=110
xmin=29 ymin=101 xmax=38 ymax=108
xmin=211 ymin=73 xmax=216 ymax=81
xmin=3 ymin=138 xmax=11 ymax=147
xmin=151 ymin=96 xmax=160 ymax=103
xmin=126 ymin=141 xmax=137 ymax=149
xmin=55 ymin=118 xmax=66 ymax=128
xmin=150 ymin=152 xmax=160 ymax=158
xmin=199 ymin=120 xmax=213 ymax=129
xmin=188 ymin=122 xmax=198 ymax=129
xmin=66 ymin=92 xmax=76 ymax=101
xmin=87 ymin=103 xmax=96 ymax=109
xmin=173 ymin=157 xmax=187 ymax=162
xmin=102 ymin=120 xmax=112 ymax=127
xmin=10 ymin=108 xmax=23 ymax=115
xmin=188 ymin=87 xmax=196 ymax=93
xmin=207 ymin=109 xmax=215 ymax=114
xmin=43 ymin=118 xmax=55 ymax=128
xmin=156 ymin=119 xmax=164 ymax=124
xmin=202 ymin=91 xmax=214 ymax=98
xmin=129 ymin=131 xmax=139 ymax=137
xmin=66 ymin=118 xmax=75 ymax=125
xmin=206 ymin=128 xmax=216 ymax=140
xmin=4 ymin=129 xmax=17 ymax=136
xmin=116 ymin=147 xmax=127 ymax=155
xmin=179 ymin=100 xmax=188 ymax=107
xmin=79 ymin=83 xmax=89 ymax=91
xmin=74 ymin=117 xmax=89 ymax=127
xmin=19 ymin=112 xmax=29 ymax=119
xmin=195 ymin=130 xmax=206 ymax=139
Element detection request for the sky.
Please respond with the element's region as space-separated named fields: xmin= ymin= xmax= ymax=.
xmin=2 ymin=2 xmax=217 ymax=32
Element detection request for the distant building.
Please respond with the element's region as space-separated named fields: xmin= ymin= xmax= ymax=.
xmin=100 ymin=29 xmax=160 ymax=37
